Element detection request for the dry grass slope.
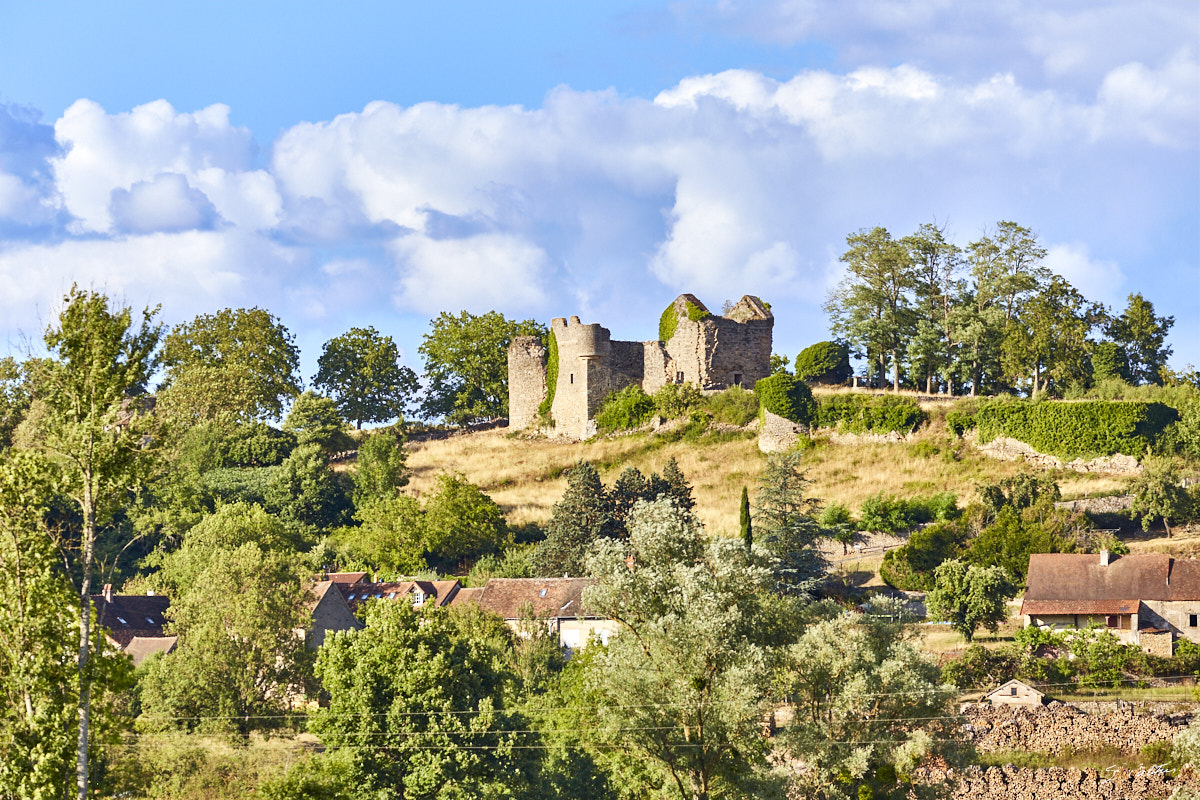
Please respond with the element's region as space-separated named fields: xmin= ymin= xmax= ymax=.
xmin=402 ymin=414 xmax=1135 ymax=535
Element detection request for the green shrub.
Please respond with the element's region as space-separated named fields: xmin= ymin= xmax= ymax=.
xmin=945 ymin=398 xmax=988 ymax=436
xmin=538 ymin=329 xmax=559 ymax=423
xmin=754 ymin=373 xmax=816 ymax=426
xmin=594 ymin=385 xmax=656 ymax=432
xmin=859 ymin=493 xmax=918 ymax=533
xmin=654 ymin=382 xmax=704 ymax=420
xmin=973 ymin=399 xmax=1178 ymax=459
xmin=703 ymin=386 xmax=760 ymax=426
xmin=879 ymin=520 xmax=966 ymax=590
xmin=941 ymin=643 xmax=1020 ymax=691
xmin=794 ymin=341 xmax=851 ymax=383
xmin=816 ymin=394 xmax=926 ymax=435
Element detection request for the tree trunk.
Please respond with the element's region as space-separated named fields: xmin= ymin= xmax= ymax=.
xmin=892 ymin=356 xmax=900 ymax=393
xmin=76 ymin=479 xmax=95 ymax=800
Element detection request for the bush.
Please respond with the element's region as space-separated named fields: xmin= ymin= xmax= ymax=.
xmin=859 ymin=493 xmax=918 ymax=533
xmin=816 ymin=394 xmax=926 ymax=435
xmin=945 ymin=398 xmax=988 ymax=436
xmin=963 ymin=506 xmax=1072 ymax=584
xmin=594 ymin=385 xmax=656 ymax=432
xmin=941 ymin=644 xmax=1020 ymax=691
xmin=653 ymin=381 xmax=704 ymax=420
xmin=879 ymin=520 xmax=966 ymax=590
xmin=973 ymin=398 xmax=1178 ymax=459
xmin=754 ymin=373 xmax=816 ymax=426
xmin=794 ymin=341 xmax=852 ymax=384
xmin=703 ymin=386 xmax=759 ymax=426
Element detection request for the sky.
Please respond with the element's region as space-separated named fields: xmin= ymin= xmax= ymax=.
xmin=1 ymin=0 xmax=1197 ymax=385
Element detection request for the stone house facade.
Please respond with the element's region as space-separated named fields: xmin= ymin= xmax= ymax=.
xmin=508 ymin=294 xmax=773 ymax=439
xmin=1022 ymin=552 xmax=1200 ymax=655
xmin=984 ymin=679 xmax=1045 ymax=708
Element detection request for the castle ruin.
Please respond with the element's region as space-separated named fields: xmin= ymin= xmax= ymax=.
xmin=508 ymin=294 xmax=773 ymax=439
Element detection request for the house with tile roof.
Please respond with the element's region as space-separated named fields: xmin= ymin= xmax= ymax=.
xmin=305 ymin=580 xmax=363 ymax=649
xmin=452 ymin=577 xmax=618 ymax=652
xmin=337 ymin=578 xmax=462 ymax=613
xmin=1022 ymin=551 xmax=1200 ymax=655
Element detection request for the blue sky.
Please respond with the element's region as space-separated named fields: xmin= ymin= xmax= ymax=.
xmin=1 ymin=0 xmax=1197 ymax=386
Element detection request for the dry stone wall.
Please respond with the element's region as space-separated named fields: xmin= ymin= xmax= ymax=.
xmin=759 ymin=409 xmax=805 ymax=453
xmin=944 ymin=764 xmax=1196 ymax=800
xmin=963 ymin=702 xmax=1191 ymax=755
xmin=977 ymin=435 xmax=1143 ymax=475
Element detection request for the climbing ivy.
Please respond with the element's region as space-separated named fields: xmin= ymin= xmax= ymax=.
xmin=537 ymin=329 xmax=559 ymax=423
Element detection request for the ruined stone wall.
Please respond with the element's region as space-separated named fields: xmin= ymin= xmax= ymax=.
xmin=507 ymin=336 xmax=547 ymax=431
xmin=663 ymin=294 xmax=773 ymax=390
xmin=759 ymin=409 xmax=805 ymax=453
xmin=642 ymin=340 xmax=671 ymax=395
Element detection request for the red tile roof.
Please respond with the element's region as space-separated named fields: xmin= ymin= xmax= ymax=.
xmin=325 ymin=571 xmax=369 ymax=585
xmin=1021 ymin=599 xmax=1139 ymax=616
xmin=124 ymin=635 xmax=177 ymax=667
xmin=464 ymin=578 xmax=600 ymax=620
xmin=336 ymin=579 xmax=460 ymax=610
xmin=1024 ymin=553 xmax=1200 ymax=607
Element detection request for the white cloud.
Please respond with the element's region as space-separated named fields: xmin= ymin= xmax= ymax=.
xmin=1043 ymin=243 xmax=1126 ymax=309
xmin=389 ymin=232 xmax=551 ymax=314
xmin=0 ymin=230 xmax=301 ymax=333
xmin=52 ymin=99 xmax=258 ymax=232
xmin=109 ymin=173 xmax=218 ymax=233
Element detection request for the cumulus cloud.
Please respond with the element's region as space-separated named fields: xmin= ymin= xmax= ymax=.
xmin=52 ymin=99 xmax=259 ymax=232
xmin=390 ymin=232 xmax=551 ymax=314
xmin=109 ymin=173 xmax=219 ymax=233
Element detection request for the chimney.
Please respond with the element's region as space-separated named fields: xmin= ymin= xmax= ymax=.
xmin=626 ymin=554 xmax=637 ymax=571
xmin=1099 ymin=550 xmax=1110 ymax=566
xmin=102 ymin=584 xmax=113 ymax=602
xmin=146 ymin=589 xmax=155 ymax=596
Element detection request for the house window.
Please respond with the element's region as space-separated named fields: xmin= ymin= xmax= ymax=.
xmin=569 ymin=373 xmax=574 ymax=384
xmin=1105 ymin=615 xmax=1118 ymax=628
xmin=732 ymin=372 xmax=742 ymax=386
xmin=1191 ymin=614 xmax=1198 ymax=628
xmin=1010 ymin=687 xmax=1017 ymax=696
xmin=539 ymin=588 xmax=547 ymax=598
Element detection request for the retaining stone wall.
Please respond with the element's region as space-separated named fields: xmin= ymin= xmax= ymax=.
xmin=963 ymin=702 xmax=1192 ymax=755
xmin=943 ymin=764 xmax=1196 ymax=800
xmin=976 ymin=435 xmax=1143 ymax=475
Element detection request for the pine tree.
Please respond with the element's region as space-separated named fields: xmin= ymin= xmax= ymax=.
xmin=655 ymin=457 xmax=695 ymax=519
xmin=534 ymin=461 xmax=611 ymax=576
xmin=754 ymin=452 xmax=826 ymax=596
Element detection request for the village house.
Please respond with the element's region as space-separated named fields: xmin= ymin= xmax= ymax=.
xmin=452 ymin=577 xmax=619 ymax=652
xmin=91 ymin=585 xmax=176 ymax=667
xmin=1022 ymin=551 xmax=1200 ymax=656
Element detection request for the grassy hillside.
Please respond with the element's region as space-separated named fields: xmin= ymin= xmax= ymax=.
xmin=403 ymin=405 xmax=1132 ymax=536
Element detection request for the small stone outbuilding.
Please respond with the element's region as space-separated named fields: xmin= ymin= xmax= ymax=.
xmin=984 ymin=679 xmax=1044 ymax=708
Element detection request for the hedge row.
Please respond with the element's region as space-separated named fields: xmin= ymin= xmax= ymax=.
xmin=815 ymin=394 xmax=926 ymax=435
xmin=754 ymin=373 xmax=816 ymax=426
xmin=971 ymin=399 xmax=1178 ymax=459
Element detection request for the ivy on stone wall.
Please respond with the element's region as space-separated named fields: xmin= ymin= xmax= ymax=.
xmin=973 ymin=399 xmax=1178 ymax=459
xmin=658 ymin=300 xmax=710 ymax=343
xmin=537 ymin=329 xmax=558 ymax=423
xmin=815 ymin=394 xmax=926 ymax=435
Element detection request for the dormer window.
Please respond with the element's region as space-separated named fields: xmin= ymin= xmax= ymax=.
xmin=116 ymin=617 xmax=127 ymax=625
xmin=146 ymin=617 xmax=155 ymax=624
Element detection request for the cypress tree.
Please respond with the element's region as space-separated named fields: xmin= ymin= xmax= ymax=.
xmin=740 ymin=486 xmax=752 ymax=549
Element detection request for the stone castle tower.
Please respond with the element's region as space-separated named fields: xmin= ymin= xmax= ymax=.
xmin=508 ymin=294 xmax=773 ymax=439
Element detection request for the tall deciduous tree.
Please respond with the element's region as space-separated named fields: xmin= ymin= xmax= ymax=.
xmin=35 ymin=287 xmax=162 ymax=800
xmin=0 ymin=451 xmax=131 ymax=799
xmin=308 ymin=602 xmax=537 ymax=798
xmin=313 ymin=326 xmax=420 ymax=428
xmin=282 ymin=391 xmax=354 ymax=455
xmin=781 ymin=601 xmax=956 ymax=800
xmin=1109 ymin=293 xmax=1175 ymax=385
xmin=418 ymin=310 xmax=546 ymax=424
xmin=583 ymin=499 xmax=785 ymax=800
xmin=1001 ymin=274 xmax=1104 ymax=395
xmin=926 ymin=559 xmax=1017 ymax=642
xmin=159 ymin=307 xmax=301 ymax=422
xmin=826 ymin=227 xmax=915 ymax=391
xmin=902 ymin=222 xmax=963 ymax=394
